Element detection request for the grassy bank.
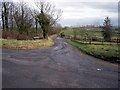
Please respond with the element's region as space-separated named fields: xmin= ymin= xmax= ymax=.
xmin=67 ymin=40 xmax=119 ymax=63
xmin=0 ymin=35 xmax=57 ymax=50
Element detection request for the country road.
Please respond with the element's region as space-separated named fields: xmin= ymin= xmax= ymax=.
xmin=2 ymin=37 xmax=119 ymax=88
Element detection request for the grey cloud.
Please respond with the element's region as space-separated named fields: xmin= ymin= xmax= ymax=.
xmin=81 ymin=2 xmax=118 ymax=13
xmin=58 ymin=2 xmax=118 ymax=13
xmin=56 ymin=1 xmax=118 ymax=27
xmin=59 ymin=18 xmax=102 ymax=27
xmin=59 ymin=17 xmax=118 ymax=27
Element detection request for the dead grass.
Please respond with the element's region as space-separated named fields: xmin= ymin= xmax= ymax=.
xmin=1 ymin=34 xmax=57 ymax=50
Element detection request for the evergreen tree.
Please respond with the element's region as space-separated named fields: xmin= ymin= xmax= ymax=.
xmin=102 ymin=17 xmax=112 ymax=42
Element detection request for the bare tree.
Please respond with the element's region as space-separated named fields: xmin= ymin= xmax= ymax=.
xmin=9 ymin=2 xmax=15 ymax=29
xmin=1 ymin=1 xmax=16 ymax=30
xmin=13 ymin=1 xmax=33 ymax=35
xmin=35 ymin=0 xmax=62 ymax=39
xmin=1 ymin=2 xmax=10 ymax=30
xmin=1 ymin=4 xmax=5 ymax=30
xmin=49 ymin=23 xmax=62 ymax=35
xmin=30 ymin=9 xmax=39 ymax=35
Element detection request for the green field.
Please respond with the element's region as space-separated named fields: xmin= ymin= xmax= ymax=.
xmin=67 ymin=40 xmax=119 ymax=63
xmin=62 ymin=27 xmax=120 ymax=63
xmin=60 ymin=27 xmax=120 ymax=39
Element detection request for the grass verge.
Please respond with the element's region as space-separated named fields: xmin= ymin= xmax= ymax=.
xmin=66 ymin=40 xmax=119 ymax=63
xmin=0 ymin=34 xmax=57 ymax=50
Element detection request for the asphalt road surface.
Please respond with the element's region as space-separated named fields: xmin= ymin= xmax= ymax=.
xmin=2 ymin=37 xmax=119 ymax=88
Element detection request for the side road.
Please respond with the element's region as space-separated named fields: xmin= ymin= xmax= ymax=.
xmin=2 ymin=37 xmax=119 ymax=88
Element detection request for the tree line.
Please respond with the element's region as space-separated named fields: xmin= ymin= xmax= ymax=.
xmin=1 ymin=0 xmax=62 ymax=39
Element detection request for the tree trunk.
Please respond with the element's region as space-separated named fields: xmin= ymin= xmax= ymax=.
xmin=2 ymin=11 xmax=5 ymax=30
xmin=35 ymin=18 xmax=38 ymax=35
xmin=43 ymin=29 xmax=46 ymax=39
xmin=11 ymin=18 xmax=14 ymax=29
xmin=4 ymin=3 xmax=9 ymax=29
xmin=5 ymin=14 xmax=8 ymax=29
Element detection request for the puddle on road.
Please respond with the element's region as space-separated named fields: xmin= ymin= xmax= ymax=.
xmin=56 ymin=37 xmax=62 ymax=39
xmin=53 ymin=46 xmax=63 ymax=51
xmin=63 ymin=42 xmax=68 ymax=45
xmin=54 ymin=47 xmax=59 ymax=50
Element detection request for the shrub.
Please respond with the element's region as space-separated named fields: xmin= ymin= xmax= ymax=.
xmin=2 ymin=30 xmax=17 ymax=39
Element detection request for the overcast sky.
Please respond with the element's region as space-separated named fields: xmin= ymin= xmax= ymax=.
xmin=49 ymin=0 xmax=118 ymax=27
xmin=12 ymin=0 xmax=119 ymax=27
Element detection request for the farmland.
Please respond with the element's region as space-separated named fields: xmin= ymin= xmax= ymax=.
xmin=60 ymin=27 xmax=120 ymax=40
xmin=60 ymin=27 xmax=120 ymax=63
xmin=67 ymin=40 xmax=119 ymax=63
